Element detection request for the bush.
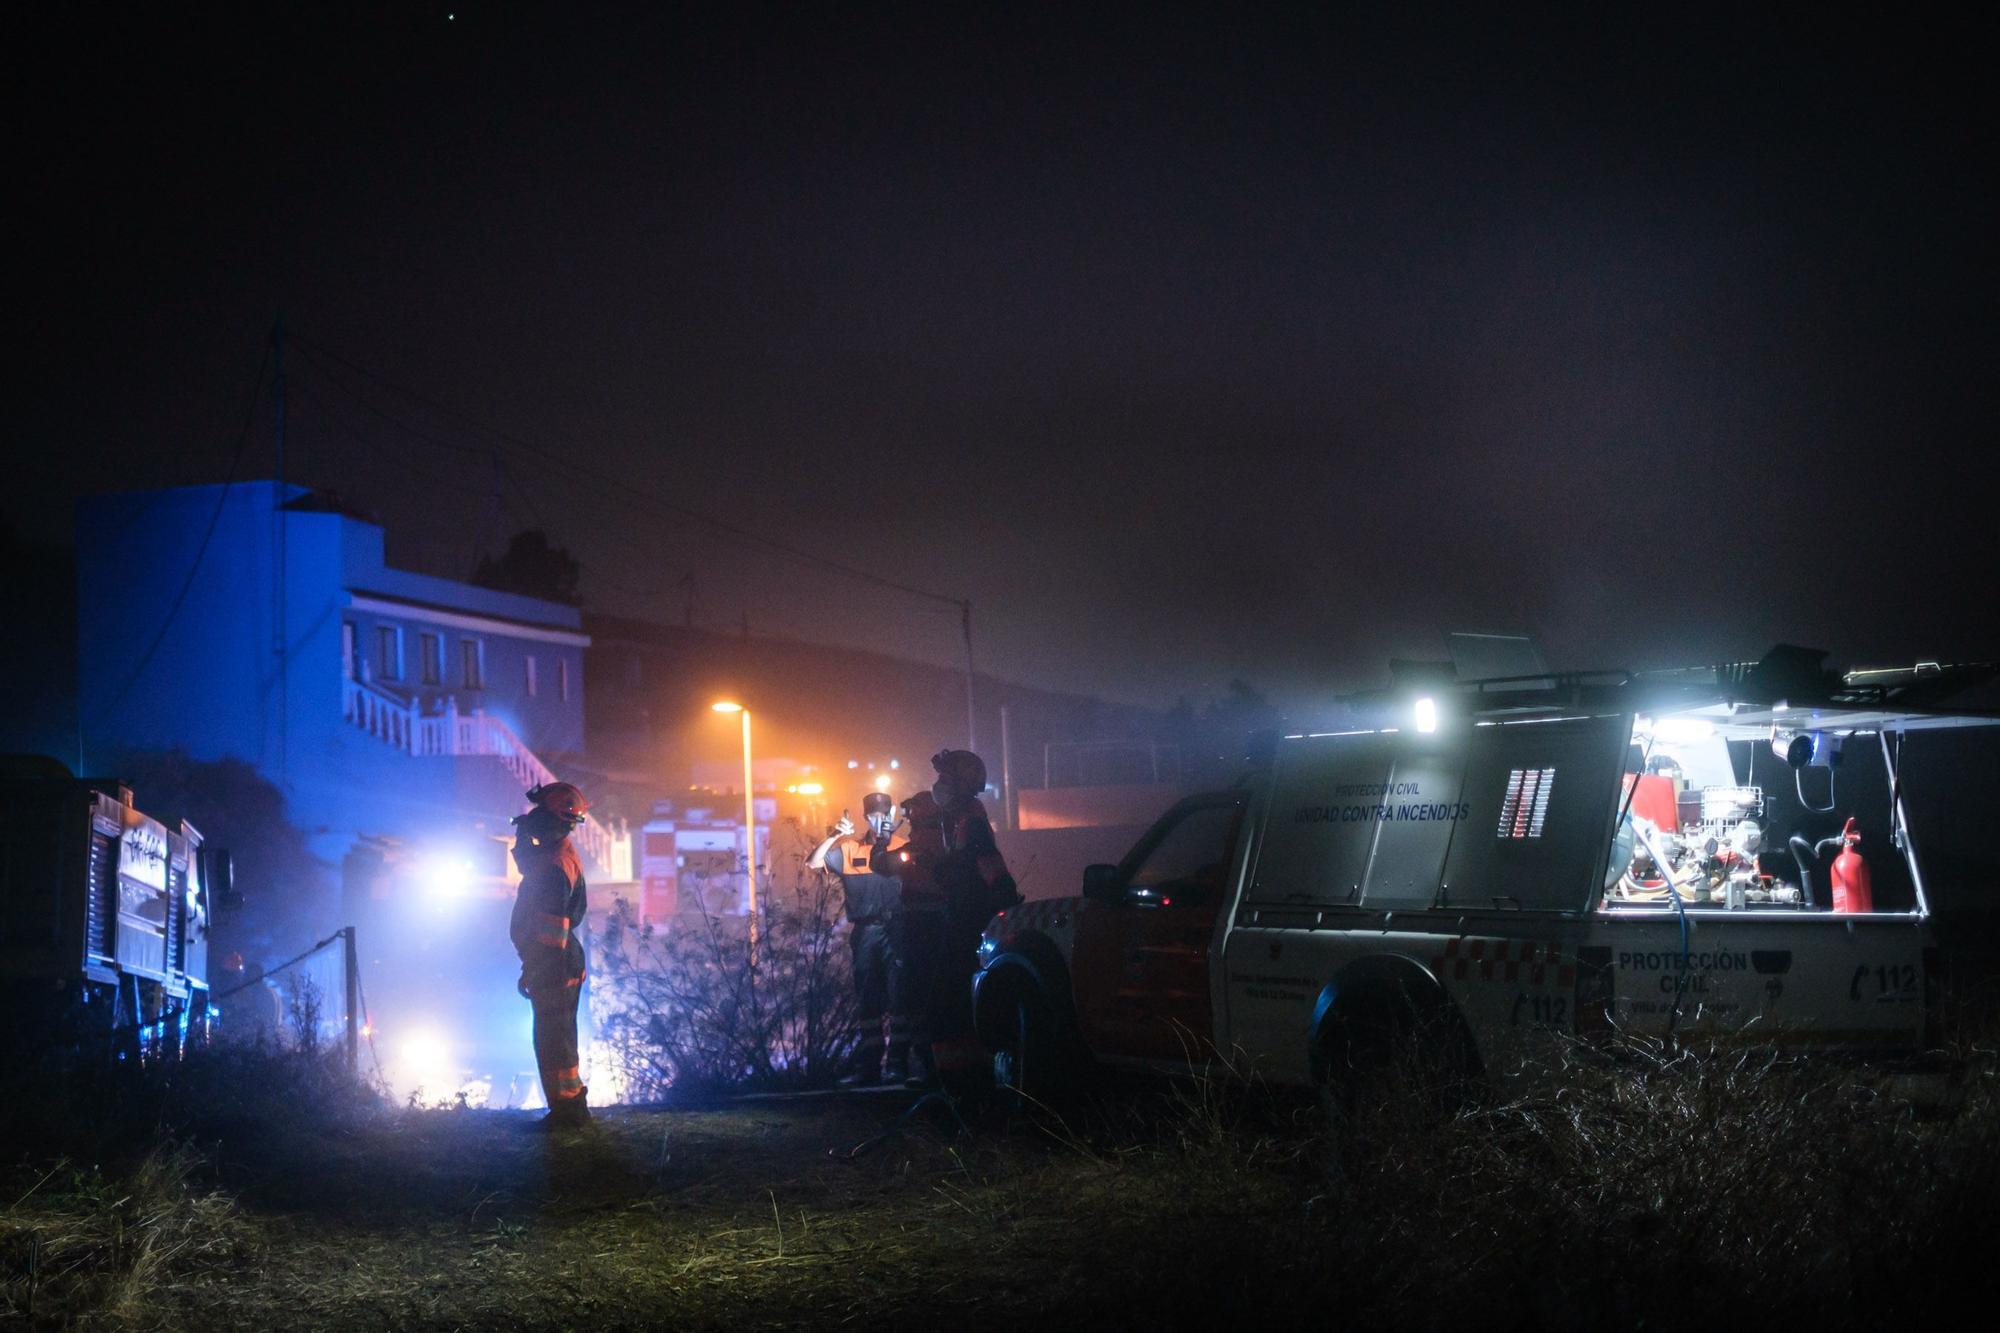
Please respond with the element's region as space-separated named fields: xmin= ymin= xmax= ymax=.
xmin=591 ymin=869 xmax=858 ymax=1100
xmin=1109 ymin=1030 xmax=2000 ymax=1323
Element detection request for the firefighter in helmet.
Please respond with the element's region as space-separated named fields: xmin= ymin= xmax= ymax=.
xmin=890 ymin=749 xmax=1020 ymax=1088
xmin=808 ymin=791 xmax=914 ymax=1085
xmin=510 ymin=781 xmax=592 ymax=1126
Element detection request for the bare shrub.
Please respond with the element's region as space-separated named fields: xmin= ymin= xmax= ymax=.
xmin=592 ymin=864 xmax=857 ymax=1100
xmin=1298 ymin=1033 xmax=2000 ymax=1321
xmin=283 ymin=975 xmax=324 ymax=1055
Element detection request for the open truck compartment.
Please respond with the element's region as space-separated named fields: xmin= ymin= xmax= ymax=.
xmin=1603 ymin=704 xmax=1956 ymax=915
xmin=1245 ymin=652 xmax=1997 ymax=924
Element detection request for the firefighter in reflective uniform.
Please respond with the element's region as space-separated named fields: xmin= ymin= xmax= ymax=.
xmin=892 ymin=750 xmax=1020 ymax=1088
xmin=509 ymin=781 xmax=592 ymax=1126
xmin=808 ymin=791 xmax=913 ymax=1085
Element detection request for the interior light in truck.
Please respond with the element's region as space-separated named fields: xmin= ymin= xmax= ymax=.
xmin=1652 ymin=716 xmax=1714 ymax=744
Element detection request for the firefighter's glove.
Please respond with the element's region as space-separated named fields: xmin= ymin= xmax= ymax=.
xmin=835 ymin=815 xmax=856 ymax=838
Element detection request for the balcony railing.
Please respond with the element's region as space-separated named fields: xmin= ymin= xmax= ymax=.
xmin=342 ymin=675 xmax=630 ymax=880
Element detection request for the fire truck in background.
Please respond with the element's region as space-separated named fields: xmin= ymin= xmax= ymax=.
xmin=0 ymin=754 xmax=219 ymax=1057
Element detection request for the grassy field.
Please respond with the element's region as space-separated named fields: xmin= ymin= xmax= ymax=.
xmin=6 ymin=1022 xmax=2000 ymax=1328
xmin=5 ymin=1075 xmax=1326 ymax=1330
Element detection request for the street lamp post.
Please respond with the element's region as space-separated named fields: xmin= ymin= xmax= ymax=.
xmin=711 ymin=701 xmax=757 ymax=951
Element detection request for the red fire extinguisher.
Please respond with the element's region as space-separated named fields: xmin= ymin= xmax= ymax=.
xmin=1830 ymin=817 xmax=1873 ymax=914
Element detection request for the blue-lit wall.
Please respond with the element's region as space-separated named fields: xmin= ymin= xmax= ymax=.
xmin=77 ymin=482 xmax=590 ymax=878
xmin=337 ymin=527 xmax=585 ymax=756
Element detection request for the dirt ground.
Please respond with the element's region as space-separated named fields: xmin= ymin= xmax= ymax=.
xmin=9 ymin=1082 xmax=1334 ymax=1330
xmin=10 ymin=1019 xmax=2000 ymax=1328
xmin=197 ymin=1094 xmax=1165 ymax=1329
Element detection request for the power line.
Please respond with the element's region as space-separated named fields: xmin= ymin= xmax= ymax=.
xmin=295 ymin=339 xmax=669 ymax=564
xmin=287 ymin=333 xmax=969 ymax=609
xmin=303 ymin=355 xmax=580 ymax=561
xmin=290 ymin=331 xmax=984 ymax=748
xmin=493 ymin=445 xmax=545 ymax=531
xmin=89 ymin=343 xmax=270 ymax=741
xmin=293 ymin=372 xmax=501 ymax=502
xmin=292 ymin=337 xmax=931 ymax=612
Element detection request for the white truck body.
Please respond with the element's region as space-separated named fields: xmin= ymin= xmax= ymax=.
xmin=974 ymin=658 xmax=1989 ymax=1091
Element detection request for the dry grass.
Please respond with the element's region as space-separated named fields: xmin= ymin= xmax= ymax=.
xmin=1 ymin=1146 xmax=257 ymax=1326
xmin=1320 ymin=1038 xmax=2000 ymax=1323
xmin=6 ymin=1006 xmax=1999 ymax=1327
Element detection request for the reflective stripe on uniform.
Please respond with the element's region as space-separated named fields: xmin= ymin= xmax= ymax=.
xmin=543 ymin=1063 xmax=585 ymax=1100
xmin=534 ymin=912 xmax=570 ymax=949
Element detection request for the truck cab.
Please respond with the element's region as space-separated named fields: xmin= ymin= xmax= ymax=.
xmin=972 ymin=653 xmax=1992 ymax=1099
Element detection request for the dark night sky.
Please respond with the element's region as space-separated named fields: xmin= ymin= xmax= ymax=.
xmin=16 ymin=4 xmax=1996 ymax=717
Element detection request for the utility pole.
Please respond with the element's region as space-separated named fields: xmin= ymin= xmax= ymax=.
xmin=489 ymin=447 xmax=509 ymax=556
xmin=999 ymin=703 xmax=1012 ymax=830
xmin=271 ymin=317 xmax=288 ymax=781
xmin=960 ymin=599 xmax=977 ymax=755
xmin=741 ymin=708 xmax=758 ymax=960
xmin=342 ymin=925 xmax=360 ymax=1075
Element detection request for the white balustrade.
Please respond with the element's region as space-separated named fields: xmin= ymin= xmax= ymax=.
xmin=339 ymin=679 xmax=629 ymax=879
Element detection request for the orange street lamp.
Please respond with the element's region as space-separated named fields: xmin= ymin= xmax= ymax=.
xmin=711 ymin=701 xmax=757 ymax=945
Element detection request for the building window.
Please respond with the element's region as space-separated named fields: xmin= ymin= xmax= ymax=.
xmin=342 ymin=622 xmax=358 ymax=680
xmin=525 ymin=655 xmax=538 ymax=696
xmin=419 ymin=633 xmax=442 ymax=685
xmin=461 ymin=638 xmax=484 ymax=689
xmin=557 ymin=658 xmax=570 ymax=701
xmin=377 ymin=625 xmax=402 ymax=680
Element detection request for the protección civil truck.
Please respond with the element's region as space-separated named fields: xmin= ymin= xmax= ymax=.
xmin=971 ymin=649 xmax=1993 ymax=1103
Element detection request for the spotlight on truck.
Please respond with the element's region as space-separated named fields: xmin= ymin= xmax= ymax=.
xmin=1770 ymin=729 xmax=1813 ymax=768
xmin=1414 ymin=696 xmax=1439 ymax=733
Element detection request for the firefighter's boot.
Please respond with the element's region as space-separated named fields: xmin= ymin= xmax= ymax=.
xmin=540 ymin=1089 xmax=591 ymax=1129
xmin=839 ymin=1034 xmax=886 ymax=1087
xmin=903 ymin=1045 xmax=935 ymax=1089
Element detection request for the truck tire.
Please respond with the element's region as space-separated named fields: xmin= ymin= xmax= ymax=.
xmin=1316 ymin=984 xmax=1479 ymax=1139
xmin=991 ymin=985 xmax=1073 ymax=1111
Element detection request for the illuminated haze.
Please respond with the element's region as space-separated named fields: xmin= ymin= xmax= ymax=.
xmin=15 ymin=6 xmax=1994 ymax=717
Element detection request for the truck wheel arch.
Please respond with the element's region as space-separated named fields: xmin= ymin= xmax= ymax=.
xmin=972 ymin=931 xmax=1075 ymax=1050
xmin=1308 ymin=953 xmax=1483 ymax=1089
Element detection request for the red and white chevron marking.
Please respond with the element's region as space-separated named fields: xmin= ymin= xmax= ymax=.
xmin=1429 ymin=937 xmax=1574 ymax=987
